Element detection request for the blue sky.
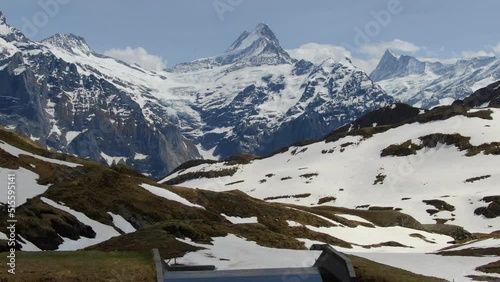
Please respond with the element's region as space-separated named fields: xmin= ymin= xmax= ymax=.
xmin=2 ymin=0 xmax=499 ymax=71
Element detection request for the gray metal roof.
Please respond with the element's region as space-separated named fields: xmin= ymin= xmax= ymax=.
xmin=165 ymin=267 xmax=323 ymax=282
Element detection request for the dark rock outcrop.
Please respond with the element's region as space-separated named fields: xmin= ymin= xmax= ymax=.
xmin=453 ymin=80 xmax=500 ymax=108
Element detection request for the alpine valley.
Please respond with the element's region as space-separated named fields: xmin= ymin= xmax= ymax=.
xmin=161 ymin=82 xmax=500 ymax=281
xmin=1 ymin=81 xmax=499 ymax=281
xmin=0 ymin=8 xmax=499 ymax=282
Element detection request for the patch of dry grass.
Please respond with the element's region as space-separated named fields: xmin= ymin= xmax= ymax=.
xmin=0 ymin=251 xmax=155 ymax=282
xmin=349 ymin=255 xmax=446 ymax=282
xmin=318 ymin=196 xmax=337 ymax=205
xmin=476 ymin=260 xmax=500 ymax=275
xmin=164 ymin=168 xmax=238 ymax=185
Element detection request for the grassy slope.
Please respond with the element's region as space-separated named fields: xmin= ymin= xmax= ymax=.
xmin=1 ymin=125 xmax=356 ymax=254
xmin=0 ymin=126 xmax=479 ymax=281
xmin=349 ymin=255 xmax=446 ymax=282
xmin=0 ymin=251 xmax=155 ymax=282
xmin=2 ymin=124 xmax=357 ymax=252
xmin=0 ymin=251 xmax=446 ymax=282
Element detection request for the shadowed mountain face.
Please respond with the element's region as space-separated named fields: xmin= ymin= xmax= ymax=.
xmin=0 ymin=13 xmax=200 ymax=179
xmin=453 ymin=80 xmax=500 ymax=108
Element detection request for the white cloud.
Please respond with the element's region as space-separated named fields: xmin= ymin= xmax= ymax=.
xmin=350 ymin=57 xmax=381 ymax=73
xmin=359 ymin=39 xmax=421 ymax=58
xmin=287 ymin=43 xmax=381 ymax=72
xmin=492 ymin=43 xmax=500 ymax=54
xmin=104 ymin=47 xmax=167 ymax=71
xmin=461 ymin=50 xmax=495 ymax=58
xmin=287 ymin=43 xmax=353 ymax=65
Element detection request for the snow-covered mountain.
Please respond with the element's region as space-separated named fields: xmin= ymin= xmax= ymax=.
xmin=371 ymin=50 xmax=500 ymax=108
xmin=165 ymin=23 xmax=395 ymax=159
xmin=0 ymin=12 xmax=396 ymax=171
xmin=0 ymin=12 xmax=200 ymax=178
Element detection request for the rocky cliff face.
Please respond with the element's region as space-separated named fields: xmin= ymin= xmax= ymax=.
xmin=370 ymin=50 xmax=426 ymax=82
xmin=453 ymin=80 xmax=500 ymax=108
xmin=0 ymin=14 xmax=200 ymax=179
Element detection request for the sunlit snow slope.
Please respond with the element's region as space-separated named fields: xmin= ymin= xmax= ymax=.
xmin=163 ymin=84 xmax=500 ymax=234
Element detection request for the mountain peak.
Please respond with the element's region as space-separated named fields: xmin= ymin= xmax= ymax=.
xmin=317 ymin=56 xmax=356 ymax=69
xmin=253 ymin=22 xmax=276 ymax=40
xmin=255 ymin=22 xmax=269 ymax=30
xmin=382 ymin=49 xmax=397 ymax=59
xmin=173 ymin=23 xmax=294 ymax=72
xmin=255 ymin=22 xmax=272 ymax=34
xmin=373 ymin=49 xmax=398 ymax=69
xmin=42 ymin=33 xmax=93 ymax=56
xmin=226 ymin=22 xmax=280 ymax=53
xmin=318 ymin=57 xmax=337 ymax=68
xmin=370 ymin=50 xmax=425 ymax=81
xmin=0 ymin=11 xmax=27 ymax=42
xmin=221 ymin=22 xmax=294 ymax=67
xmin=0 ymin=11 xmax=9 ymax=34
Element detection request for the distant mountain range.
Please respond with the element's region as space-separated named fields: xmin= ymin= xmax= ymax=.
xmin=0 ymin=11 xmax=394 ymax=177
xmin=371 ymin=50 xmax=500 ymax=108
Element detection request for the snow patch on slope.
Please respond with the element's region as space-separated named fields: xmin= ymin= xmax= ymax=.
xmin=0 ymin=168 xmax=48 ymax=206
xmin=18 ymin=235 xmax=42 ymax=251
xmin=107 ymin=212 xmax=136 ymax=234
xmin=307 ymin=225 xmax=453 ymax=253
xmin=0 ymin=140 xmax=81 ymax=167
xmin=164 ymin=109 xmax=500 ymax=233
xmin=100 ymin=152 xmax=127 ymax=166
xmin=41 ymin=197 xmax=120 ymax=250
xmin=140 ymin=183 xmax=205 ymax=209
xmin=221 ymin=214 xmax=258 ymax=224
xmin=352 ymin=252 xmax=500 ymax=282
xmin=175 ymin=234 xmax=321 ymax=270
